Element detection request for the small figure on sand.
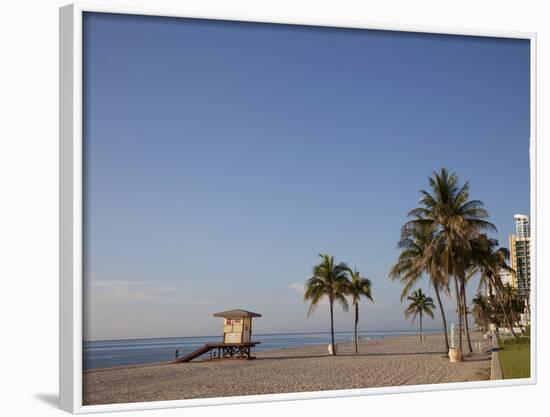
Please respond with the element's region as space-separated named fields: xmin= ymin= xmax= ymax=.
xmin=175 ymin=349 xmax=179 ymax=359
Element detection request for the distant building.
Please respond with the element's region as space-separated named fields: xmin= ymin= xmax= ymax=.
xmin=488 ymin=268 xmax=516 ymax=298
xmin=509 ymin=214 xmax=531 ymax=303
xmin=514 ymin=214 xmax=530 ymax=239
xmin=498 ymin=268 xmax=516 ymax=288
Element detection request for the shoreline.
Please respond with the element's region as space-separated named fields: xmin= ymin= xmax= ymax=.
xmin=84 ymin=329 xmax=444 ymax=344
xmin=84 ymin=332 xmax=492 ymax=405
xmin=84 ymin=331 xmax=447 ymax=372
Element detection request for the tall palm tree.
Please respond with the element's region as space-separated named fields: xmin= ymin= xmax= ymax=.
xmin=346 ymin=268 xmax=373 ymax=354
xmin=405 ymin=168 xmax=496 ymax=357
xmin=304 ymin=254 xmax=349 ymax=356
xmin=404 ymin=289 xmax=436 ymax=342
xmin=389 ymin=222 xmax=451 ymax=351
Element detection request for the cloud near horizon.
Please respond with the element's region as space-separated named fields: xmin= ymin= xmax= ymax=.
xmin=288 ymin=282 xmax=305 ymax=294
xmin=88 ymin=280 xmax=180 ymax=303
xmin=84 ymin=279 xmax=218 ymax=340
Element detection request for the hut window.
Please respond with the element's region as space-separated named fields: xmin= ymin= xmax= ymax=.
xmin=234 ymin=319 xmax=241 ymax=324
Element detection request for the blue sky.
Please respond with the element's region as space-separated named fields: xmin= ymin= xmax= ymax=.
xmin=82 ymin=12 xmax=530 ymax=341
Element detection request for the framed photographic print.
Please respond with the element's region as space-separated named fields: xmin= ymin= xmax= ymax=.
xmin=59 ymin=2 xmax=537 ymax=413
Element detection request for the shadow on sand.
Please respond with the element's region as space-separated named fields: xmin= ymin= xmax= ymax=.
xmin=255 ymin=351 xmax=451 ymax=361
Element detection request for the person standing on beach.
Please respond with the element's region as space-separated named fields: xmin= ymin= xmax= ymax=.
xmin=175 ymin=349 xmax=179 ymax=359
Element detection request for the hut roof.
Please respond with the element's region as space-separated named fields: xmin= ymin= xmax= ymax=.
xmin=213 ymin=309 xmax=262 ymax=318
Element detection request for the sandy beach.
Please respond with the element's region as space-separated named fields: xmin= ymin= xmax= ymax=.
xmin=83 ymin=333 xmax=492 ymax=405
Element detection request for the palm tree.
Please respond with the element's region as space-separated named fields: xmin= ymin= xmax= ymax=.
xmin=405 ymin=168 xmax=496 ymax=357
xmin=389 ymin=222 xmax=451 ymax=351
xmin=346 ymin=268 xmax=373 ymax=354
xmin=470 ymin=235 xmax=516 ymax=335
xmin=460 ymin=266 xmax=478 ymax=353
xmin=404 ymin=289 xmax=435 ymax=342
xmin=502 ymin=284 xmax=524 ymax=327
xmin=304 ymin=254 xmax=349 ymax=355
xmin=471 ymin=294 xmax=491 ymax=331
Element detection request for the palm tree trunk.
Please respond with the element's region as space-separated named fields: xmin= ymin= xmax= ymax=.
xmin=354 ymin=303 xmax=359 ymax=355
xmin=490 ymin=275 xmax=516 ymax=336
xmin=453 ymin=275 xmax=463 ymax=356
xmin=433 ymin=284 xmax=449 ymax=351
xmin=447 ymin=248 xmax=462 ymax=357
xmin=498 ymin=295 xmax=515 ymax=336
xmin=495 ymin=291 xmax=516 ymax=336
xmin=329 ymin=300 xmax=336 ymax=356
xmin=508 ymin=294 xmax=525 ymax=333
xmin=461 ymin=280 xmax=473 ymax=354
xmin=487 ymin=282 xmax=495 ymax=325
xmin=419 ymin=312 xmax=423 ymax=342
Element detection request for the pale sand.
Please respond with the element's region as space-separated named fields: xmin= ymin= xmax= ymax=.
xmin=83 ymin=333 xmax=491 ymax=405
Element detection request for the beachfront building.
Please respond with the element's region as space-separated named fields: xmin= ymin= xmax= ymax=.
xmin=498 ymin=268 xmax=516 ymax=289
xmin=509 ymin=214 xmax=531 ymax=304
xmin=514 ymin=214 xmax=530 ymax=239
xmin=488 ymin=268 xmax=517 ymax=301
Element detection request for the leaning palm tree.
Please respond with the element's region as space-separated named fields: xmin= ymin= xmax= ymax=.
xmin=304 ymin=254 xmax=349 ymax=356
xmin=404 ymin=168 xmax=496 ymax=356
xmin=502 ymin=284 xmax=523 ymax=327
xmin=346 ymin=268 xmax=373 ymax=354
xmin=471 ymin=294 xmax=491 ymax=331
xmin=389 ymin=222 xmax=451 ymax=351
xmin=460 ymin=266 xmax=479 ymax=353
xmin=404 ymin=288 xmax=435 ymax=342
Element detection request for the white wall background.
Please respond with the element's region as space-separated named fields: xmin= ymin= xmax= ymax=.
xmin=0 ymin=1 xmax=547 ymax=416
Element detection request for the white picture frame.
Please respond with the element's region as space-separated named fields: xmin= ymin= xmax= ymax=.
xmin=59 ymin=2 xmax=537 ymax=413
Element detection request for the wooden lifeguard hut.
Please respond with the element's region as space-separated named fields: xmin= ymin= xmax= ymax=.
xmin=172 ymin=308 xmax=262 ymax=363
xmin=215 ymin=309 xmax=261 ymax=344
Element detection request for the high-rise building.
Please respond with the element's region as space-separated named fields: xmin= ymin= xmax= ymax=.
xmin=514 ymin=214 xmax=530 ymax=239
xmin=509 ymin=214 xmax=531 ymax=303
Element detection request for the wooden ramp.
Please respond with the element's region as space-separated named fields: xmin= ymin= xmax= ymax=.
xmin=171 ymin=342 xmax=260 ymax=363
xmin=172 ymin=345 xmax=213 ymax=363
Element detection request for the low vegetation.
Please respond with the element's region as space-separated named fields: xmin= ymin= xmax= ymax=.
xmin=499 ymin=337 xmax=531 ymax=379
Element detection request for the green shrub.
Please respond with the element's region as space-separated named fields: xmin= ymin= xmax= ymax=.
xmin=499 ymin=335 xmax=530 ymax=345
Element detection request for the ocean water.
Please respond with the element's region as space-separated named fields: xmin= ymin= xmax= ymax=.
xmin=83 ymin=329 xmax=440 ymax=370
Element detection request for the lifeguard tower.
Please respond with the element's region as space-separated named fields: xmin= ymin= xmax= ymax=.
xmin=216 ymin=309 xmax=261 ymax=344
xmin=172 ymin=309 xmax=262 ymax=363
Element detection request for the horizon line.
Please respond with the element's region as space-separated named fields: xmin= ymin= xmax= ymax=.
xmin=84 ymin=327 xmax=445 ymax=343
